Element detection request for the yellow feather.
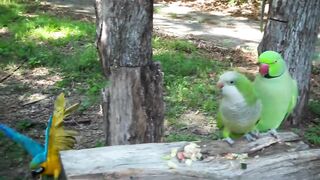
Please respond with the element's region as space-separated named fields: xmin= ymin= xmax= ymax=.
xmin=40 ymin=93 xmax=78 ymax=179
xmin=64 ymin=103 xmax=80 ymax=118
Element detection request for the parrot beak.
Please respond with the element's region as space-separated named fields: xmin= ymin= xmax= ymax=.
xmin=31 ymin=167 xmax=45 ymax=177
xmin=217 ymin=82 xmax=224 ymax=89
xmin=259 ymin=63 xmax=269 ymax=76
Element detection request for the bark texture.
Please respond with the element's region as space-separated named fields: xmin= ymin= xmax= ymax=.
xmin=96 ymin=0 xmax=164 ymax=145
xmin=96 ymin=0 xmax=153 ymax=75
xmin=101 ymin=64 xmax=164 ymax=145
xmin=258 ymin=0 xmax=320 ymax=125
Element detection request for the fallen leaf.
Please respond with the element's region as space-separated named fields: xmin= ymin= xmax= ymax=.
xmin=171 ymin=148 xmax=178 ymax=158
xmin=162 ymin=155 xmax=171 ymax=160
xmin=167 ymin=161 xmax=177 ymax=169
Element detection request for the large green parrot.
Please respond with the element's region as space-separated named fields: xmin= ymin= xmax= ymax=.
xmin=254 ymin=51 xmax=298 ymax=137
xmin=216 ymin=71 xmax=262 ymax=145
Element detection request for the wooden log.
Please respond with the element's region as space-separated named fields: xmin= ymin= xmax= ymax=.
xmin=60 ymin=132 xmax=318 ymax=180
xmin=199 ymin=131 xmax=305 ymax=156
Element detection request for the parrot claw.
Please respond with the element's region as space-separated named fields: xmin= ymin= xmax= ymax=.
xmin=249 ymin=130 xmax=260 ymax=139
xmin=223 ymin=137 xmax=235 ymax=146
xmin=268 ymin=129 xmax=279 ymax=139
xmin=244 ymin=133 xmax=257 ymax=142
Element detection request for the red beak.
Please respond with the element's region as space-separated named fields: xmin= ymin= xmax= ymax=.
xmin=259 ymin=64 xmax=269 ymax=76
xmin=217 ymin=82 xmax=224 ymax=89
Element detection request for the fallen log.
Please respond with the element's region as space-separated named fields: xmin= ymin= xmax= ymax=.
xmin=199 ymin=131 xmax=306 ymax=156
xmin=60 ymin=132 xmax=318 ymax=180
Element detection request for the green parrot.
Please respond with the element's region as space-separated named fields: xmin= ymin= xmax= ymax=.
xmin=216 ymin=71 xmax=262 ymax=145
xmin=254 ymin=51 xmax=298 ymax=137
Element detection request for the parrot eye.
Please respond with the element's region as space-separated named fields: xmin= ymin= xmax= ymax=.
xmin=230 ymin=81 xmax=234 ymax=84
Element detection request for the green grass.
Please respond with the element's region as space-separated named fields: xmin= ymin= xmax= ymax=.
xmin=153 ymin=5 xmax=163 ymax=14
xmin=0 ymin=0 xmax=104 ymax=104
xmin=305 ymin=100 xmax=320 ymax=145
xmin=305 ymin=125 xmax=320 ymax=145
xmin=16 ymin=119 xmax=34 ymax=131
xmin=168 ymin=13 xmax=178 ymax=19
xmin=153 ymin=37 xmax=223 ymax=126
xmin=309 ymin=100 xmax=320 ymax=116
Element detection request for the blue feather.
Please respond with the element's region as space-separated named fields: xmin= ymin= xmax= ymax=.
xmin=44 ymin=115 xmax=53 ymax=158
xmin=0 ymin=124 xmax=44 ymax=157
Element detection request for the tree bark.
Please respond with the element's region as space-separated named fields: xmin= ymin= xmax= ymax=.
xmin=95 ymin=0 xmax=164 ymax=145
xmin=258 ymin=0 xmax=320 ymax=125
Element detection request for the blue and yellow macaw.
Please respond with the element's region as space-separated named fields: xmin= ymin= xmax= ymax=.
xmin=0 ymin=93 xmax=79 ymax=179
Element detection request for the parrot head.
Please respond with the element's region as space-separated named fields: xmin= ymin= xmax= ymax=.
xmin=30 ymin=153 xmax=46 ymax=177
xmin=258 ymin=51 xmax=286 ymax=78
xmin=217 ymin=71 xmax=257 ymax=104
xmin=217 ymin=71 xmax=247 ymax=97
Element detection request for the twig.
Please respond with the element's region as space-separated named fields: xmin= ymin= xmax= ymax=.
xmin=22 ymin=96 xmax=49 ymax=106
xmin=0 ymin=58 xmax=28 ymax=83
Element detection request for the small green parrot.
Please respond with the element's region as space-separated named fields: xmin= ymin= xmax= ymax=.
xmin=216 ymin=71 xmax=262 ymax=145
xmin=254 ymin=51 xmax=298 ymax=137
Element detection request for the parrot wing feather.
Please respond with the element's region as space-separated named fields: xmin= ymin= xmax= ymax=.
xmin=64 ymin=103 xmax=80 ymax=118
xmin=216 ymin=110 xmax=224 ymax=130
xmin=288 ymin=79 xmax=298 ymax=114
xmin=0 ymin=124 xmax=44 ymax=157
xmin=45 ymin=93 xmax=78 ymax=161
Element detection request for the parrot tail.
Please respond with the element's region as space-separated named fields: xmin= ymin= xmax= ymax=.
xmin=0 ymin=123 xmax=44 ymax=157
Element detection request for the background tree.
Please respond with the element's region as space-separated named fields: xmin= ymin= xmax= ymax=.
xmin=258 ymin=0 xmax=320 ymax=125
xmin=95 ymin=0 xmax=164 ymax=145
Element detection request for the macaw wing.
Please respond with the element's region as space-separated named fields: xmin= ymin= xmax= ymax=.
xmin=0 ymin=124 xmax=44 ymax=157
xmin=45 ymin=93 xmax=78 ymax=160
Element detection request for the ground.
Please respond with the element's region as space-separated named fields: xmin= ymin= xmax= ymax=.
xmin=0 ymin=0 xmax=319 ymax=179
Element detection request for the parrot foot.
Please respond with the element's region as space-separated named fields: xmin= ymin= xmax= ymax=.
xmin=223 ymin=137 xmax=235 ymax=146
xmin=249 ymin=130 xmax=260 ymax=139
xmin=268 ymin=129 xmax=279 ymax=139
xmin=244 ymin=133 xmax=257 ymax=142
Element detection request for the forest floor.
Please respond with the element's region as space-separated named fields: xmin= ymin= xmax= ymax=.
xmin=0 ymin=0 xmax=319 ymax=179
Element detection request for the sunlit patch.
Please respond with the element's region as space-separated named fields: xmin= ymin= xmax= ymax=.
xmin=28 ymin=26 xmax=82 ymax=40
xmin=0 ymin=27 xmax=10 ymax=36
xmin=18 ymin=93 xmax=48 ymax=103
xmin=2 ymin=63 xmax=20 ymax=73
xmin=30 ymin=67 xmax=49 ymax=76
xmin=16 ymin=67 xmax=63 ymax=87
xmin=21 ymin=74 xmax=62 ymax=87
xmin=20 ymin=13 xmax=38 ymax=18
xmin=153 ymin=48 xmax=170 ymax=55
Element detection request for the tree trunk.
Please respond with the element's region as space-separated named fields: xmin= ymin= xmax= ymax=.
xmin=95 ymin=0 xmax=164 ymax=145
xmin=258 ymin=0 xmax=320 ymax=125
